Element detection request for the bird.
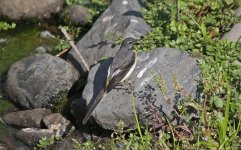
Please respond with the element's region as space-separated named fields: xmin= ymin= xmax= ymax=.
xmin=82 ymin=37 xmax=138 ymax=125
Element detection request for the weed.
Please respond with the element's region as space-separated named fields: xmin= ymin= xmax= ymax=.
xmin=0 ymin=22 xmax=16 ymax=30
xmin=34 ymin=135 xmax=62 ymax=149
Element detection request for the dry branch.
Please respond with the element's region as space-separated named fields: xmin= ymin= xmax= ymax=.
xmin=59 ymin=26 xmax=90 ymax=71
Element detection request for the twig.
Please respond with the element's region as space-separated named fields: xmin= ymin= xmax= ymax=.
xmin=55 ymin=48 xmax=70 ymax=57
xmin=59 ymin=26 xmax=90 ymax=71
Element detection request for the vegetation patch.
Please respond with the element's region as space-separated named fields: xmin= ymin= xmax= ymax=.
xmin=0 ymin=21 xmax=15 ymax=31
xmin=78 ymin=0 xmax=241 ymax=149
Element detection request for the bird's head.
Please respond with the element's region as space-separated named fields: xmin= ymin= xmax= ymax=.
xmin=121 ymin=37 xmax=138 ymax=50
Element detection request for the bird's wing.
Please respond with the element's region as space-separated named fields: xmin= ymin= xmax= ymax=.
xmin=106 ymin=55 xmax=135 ymax=92
xmin=82 ymin=89 xmax=106 ymax=125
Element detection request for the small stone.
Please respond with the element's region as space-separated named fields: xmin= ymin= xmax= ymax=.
xmin=35 ymin=46 xmax=49 ymax=53
xmin=0 ymin=38 xmax=7 ymax=44
xmin=40 ymin=30 xmax=56 ymax=39
xmin=0 ymin=143 xmax=8 ymax=150
xmin=3 ymin=108 xmax=51 ymax=128
xmin=43 ymin=113 xmax=72 ymax=137
xmin=16 ymin=128 xmax=53 ymax=146
xmin=222 ymin=23 xmax=241 ymax=42
xmin=60 ymin=5 xmax=90 ymax=25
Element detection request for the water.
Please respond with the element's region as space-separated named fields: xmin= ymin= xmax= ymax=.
xmin=0 ymin=23 xmax=59 ymax=147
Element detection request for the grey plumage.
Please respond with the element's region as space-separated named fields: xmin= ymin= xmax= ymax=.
xmin=82 ymin=37 xmax=138 ymax=125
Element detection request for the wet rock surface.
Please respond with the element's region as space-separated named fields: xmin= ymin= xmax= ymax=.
xmin=73 ymin=48 xmax=200 ymax=130
xmin=60 ymin=5 xmax=90 ymax=26
xmin=0 ymin=0 xmax=64 ymax=21
xmin=4 ymin=53 xmax=79 ymax=109
xmin=3 ymin=108 xmax=51 ymax=128
xmin=67 ymin=0 xmax=151 ymax=74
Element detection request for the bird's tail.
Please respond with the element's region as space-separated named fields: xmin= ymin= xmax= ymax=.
xmin=82 ymin=89 xmax=106 ymax=125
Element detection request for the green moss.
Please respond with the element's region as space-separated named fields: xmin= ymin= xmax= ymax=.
xmin=51 ymin=91 xmax=70 ymax=113
xmin=0 ymin=24 xmax=58 ymax=78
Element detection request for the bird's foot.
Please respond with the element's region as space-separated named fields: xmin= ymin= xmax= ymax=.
xmin=115 ymin=81 xmax=132 ymax=91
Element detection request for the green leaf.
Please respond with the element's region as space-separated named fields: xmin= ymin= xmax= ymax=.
xmin=200 ymin=21 xmax=207 ymax=38
xmin=213 ymin=96 xmax=224 ymax=109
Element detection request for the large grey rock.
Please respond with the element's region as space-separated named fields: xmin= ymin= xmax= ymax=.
xmin=67 ymin=0 xmax=151 ymax=74
xmin=4 ymin=53 xmax=79 ymax=109
xmin=72 ymin=48 xmax=200 ymax=130
xmin=60 ymin=5 xmax=90 ymax=26
xmin=0 ymin=0 xmax=64 ymax=21
xmin=3 ymin=108 xmax=51 ymax=128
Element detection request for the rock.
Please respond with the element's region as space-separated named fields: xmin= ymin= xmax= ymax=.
xmin=35 ymin=46 xmax=49 ymax=53
xmin=43 ymin=113 xmax=72 ymax=137
xmin=70 ymin=59 xmax=113 ymax=122
xmin=16 ymin=128 xmax=54 ymax=146
xmin=40 ymin=31 xmax=56 ymax=39
xmin=67 ymin=0 xmax=151 ymax=74
xmin=0 ymin=135 xmax=30 ymax=150
xmin=0 ymin=0 xmax=64 ymax=21
xmin=4 ymin=53 xmax=79 ymax=109
xmin=221 ymin=7 xmax=241 ymax=42
xmin=0 ymin=39 xmax=7 ymax=44
xmin=73 ymin=48 xmax=200 ymax=130
xmin=222 ymin=23 xmax=241 ymax=42
xmin=3 ymin=108 xmax=51 ymax=128
xmin=16 ymin=113 xmax=72 ymax=146
xmin=52 ymin=131 xmax=84 ymax=150
xmin=235 ymin=6 xmax=241 ymax=16
xmin=60 ymin=5 xmax=90 ymax=26
xmin=0 ymin=143 xmax=8 ymax=150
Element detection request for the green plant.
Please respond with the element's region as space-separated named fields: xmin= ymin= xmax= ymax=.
xmin=34 ymin=135 xmax=62 ymax=149
xmin=53 ymin=39 xmax=71 ymax=52
xmin=0 ymin=22 xmax=16 ymax=30
xmin=51 ymin=91 xmax=69 ymax=113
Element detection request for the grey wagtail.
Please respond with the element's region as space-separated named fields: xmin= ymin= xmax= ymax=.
xmin=82 ymin=37 xmax=138 ymax=125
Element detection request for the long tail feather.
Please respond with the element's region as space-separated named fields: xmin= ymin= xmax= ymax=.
xmin=82 ymin=89 xmax=106 ymax=125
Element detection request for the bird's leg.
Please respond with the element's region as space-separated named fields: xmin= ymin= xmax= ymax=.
xmin=114 ymin=83 xmax=126 ymax=91
xmin=114 ymin=80 xmax=132 ymax=91
xmin=125 ymin=80 xmax=133 ymax=91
